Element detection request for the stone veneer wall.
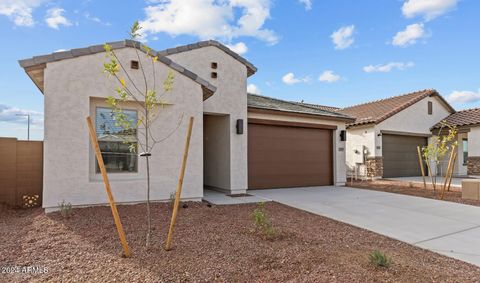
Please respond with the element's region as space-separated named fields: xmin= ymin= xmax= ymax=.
xmin=467 ymin=157 xmax=480 ymax=175
xmin=366 ymin=157 xmax=383 ymax=178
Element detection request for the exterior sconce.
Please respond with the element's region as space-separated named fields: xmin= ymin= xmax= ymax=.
xmin=236 ymin=119 xmax=244 ymax=135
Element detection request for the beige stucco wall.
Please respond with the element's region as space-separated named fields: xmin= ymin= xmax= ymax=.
xmin=43 ymin=47 xmax=205 ymax=210
xmin=168 ymin=46 xmax=248 ymax=193
xmin=345 ymin=125 xmax=376 ymax=174
xmin=203 ymin=114 xmax=230 ymax=190
xmin=468 ymin=127 xmax=480 ymax=157
xmin=247 ymin=112 xmax=348 ymax=186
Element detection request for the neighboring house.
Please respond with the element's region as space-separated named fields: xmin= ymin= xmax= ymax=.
xmin=19 ymin=40 xmax=352 ymax=211
xmin=336 ymin=89 xmax=455 ymax=178
xmin=431 ymin=108 xmax=480 ymax=177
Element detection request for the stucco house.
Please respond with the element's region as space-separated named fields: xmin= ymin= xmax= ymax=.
xmin=19 ymin=40 xmax=353 ymax=211
xmin=335 ymin=89 xmax=455 ymax=178
xmin=431 ymin=108 xmax=480 ymax=177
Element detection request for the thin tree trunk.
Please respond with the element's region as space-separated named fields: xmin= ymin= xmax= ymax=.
xmin=146 ymin=155 xmax=151 ymax=247
xmin=145 ymin=111 xmax=151 ymax=248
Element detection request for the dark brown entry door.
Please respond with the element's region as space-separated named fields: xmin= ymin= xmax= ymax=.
xmin=382 ymin=134 xmax=427 ymax=178
xmin=248 ymin=121 xmax=333 ymax=189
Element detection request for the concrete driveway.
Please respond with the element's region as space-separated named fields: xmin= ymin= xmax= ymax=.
xmin=250 ymin=186 xmax=480 ymax=267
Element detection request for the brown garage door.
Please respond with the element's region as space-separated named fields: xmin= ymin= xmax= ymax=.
xmin=248 ymin=120 xmax=333 ymax=189
xmin=382 ymin=134 xmax=427 ymax=178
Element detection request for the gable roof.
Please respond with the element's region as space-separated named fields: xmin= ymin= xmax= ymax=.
xmin=298 ymin=102 xmax=340 ymax=112
xmin=159 ymin=40 xmax=257 ymax=77
xmin=337 ymin=89 xmax=455 ymax=128
xmin=18 ymin=40 xmax=217 ymax=100
xmin=432 ymin=107 xmax=480 ymax=129
xmin=247 ymin=93 xmax=354 ymax=122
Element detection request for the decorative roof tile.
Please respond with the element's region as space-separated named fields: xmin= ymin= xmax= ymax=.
xmin=336 ymin=89 xmax=455 ymax=127
xmin=432 ymin=108 xmax=480 ymax=129
xmin=18 ymin=40 xmax=217 ymax=98
xmin=247 ymin=93 xmax=354 ymax=122
xmin=160 ymin=40 xmax=257 ymax=77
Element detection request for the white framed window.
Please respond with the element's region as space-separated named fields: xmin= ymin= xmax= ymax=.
xmin=95 ymin=107 xmax=138 ymax=173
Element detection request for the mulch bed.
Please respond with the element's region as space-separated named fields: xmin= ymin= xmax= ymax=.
xmin=349 ymin=179 xmax=480 ymax=207
xmin=1 ymin=201 xmax=479 ymax=282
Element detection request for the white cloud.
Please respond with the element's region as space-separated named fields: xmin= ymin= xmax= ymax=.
xmin=247 ymin=83 xmax=261 ymax=95
xmin=0 ymin=0 xmax=45 ymax=27
xmin=402 ymin=0 xmax=458 ymax=21
xmin=139 ymin=0 xmax=278 ymax=44
xmin=0 ymin=104 xmax=43 ymax=126
xmin=331 ymin=25 xmax=355 ymax=50
xmin=282 ymin=72 xmax=309 ymax=85
xmin=318 ymin=70 xmax=341 ymax=83
xmin=392 ymin=23 xmax=426 ymax=47
xmin=363 ymin=62 xmax=414 ymax=73
xmin=298 ymin=0 xmax=312 ymax=11
xmin=45 ymin=8 xmax=71 ymax=29
xmin=84 ymin=12 xmax=111 ymax=26
xmin=226 ymin=42 xmax=248 ymax=55
xmin=447 ymin=89 xmax=480 ymax=104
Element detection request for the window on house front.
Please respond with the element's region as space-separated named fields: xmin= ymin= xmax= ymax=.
xmin=463 ymin=139 xmax=468 ymax=165
xmin=95 ymin=107 xmax=138 ymax=173
xmin=428 ymin=101 xmax=433 ymax=115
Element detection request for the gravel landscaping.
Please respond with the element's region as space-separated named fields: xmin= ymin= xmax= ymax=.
xmin=349 ymin=179 xmax=480 ymax=207
xmin=1 ymin=201 xmax=480 ymax=282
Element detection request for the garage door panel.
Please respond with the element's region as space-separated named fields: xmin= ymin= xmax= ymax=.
xmin=248 ymin=123 xmax=333 ymax=189
xmin=382 ymin=134 xmax=427 ymax=178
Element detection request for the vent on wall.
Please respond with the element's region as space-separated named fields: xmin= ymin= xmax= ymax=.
xmin=131 ymin=60 xmax=139 ymax=70
xmin=211 ymin=62 xmax=218 ymax=69
xmin=211 ymin=72 xmax=218 ymax=79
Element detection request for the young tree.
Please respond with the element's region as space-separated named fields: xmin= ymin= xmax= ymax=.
xmin=422 ymin=121 xmax=457 ymax=194
xmin=102 ymin=21 xmax=174 ymax=247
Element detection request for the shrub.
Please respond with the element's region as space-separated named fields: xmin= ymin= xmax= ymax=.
xmin=169 ymin=192 xmax=176 ymax=208
xmin=251 ymin=202 xmax=276 ymax=239
xmin=369 ymin=250 xmax=391 ymax=268
xmin=58 ymin=200 xmax=72 ymax=218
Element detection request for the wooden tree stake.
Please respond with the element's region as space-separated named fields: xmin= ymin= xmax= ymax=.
xmin=447 ymin=150 xmax=458 ymax=192
xmin=441 ymin=145 xmax=456 ymax=200
xmin=426 ymin=160 xmax=436 ymax=192
xmin=417 ymin=146 xmax=427 ymax=189
xmin=86 ymin=117 xmax=131 ymax=258
xmin=165 ymin=116 xmax=194 ymax=251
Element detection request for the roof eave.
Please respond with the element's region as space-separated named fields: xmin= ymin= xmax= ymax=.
xmin=18 ymin=40 xmax=217 ymax=100
xmin=160 ymin=40 xmax=257 ymax=77
xmin=248 ymin=106 xmax=356 ymax=123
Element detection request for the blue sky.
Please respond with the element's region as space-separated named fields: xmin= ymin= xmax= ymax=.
xmin=1 ymin=0 xmax=479 ymax=140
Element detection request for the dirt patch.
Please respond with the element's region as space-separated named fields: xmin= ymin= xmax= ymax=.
xmin=1 ymin=202 xmax=479 ymax=282
xmin=349 ymin=179 xmax=480 ymax=207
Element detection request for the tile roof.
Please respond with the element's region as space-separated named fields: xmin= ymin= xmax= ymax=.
xmin=18 ymin=39 xmax=217 ymax=98
xmin=336 ymin=89 xmax=455 ymax=127
xmin=432 ymin=108 xmax=480 ymax=129
xmin=159 ymin=40 xmax=257 ymax=77
xmin=298 ymin=102 xmax=340 ymax=112
xmin=247 ymin=93 xmax=354 ymax=121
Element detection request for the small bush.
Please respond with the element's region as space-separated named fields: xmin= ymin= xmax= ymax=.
xmin=58 ymin=200 xmax=72 ymax=218
xmin=251 ymin=202 xmax=276 ymax=239
xmin=369 ymin=250 xmax=391 ymax=268
xmin=169 ymin=192 xmax=176 ymax=208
